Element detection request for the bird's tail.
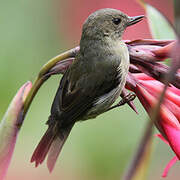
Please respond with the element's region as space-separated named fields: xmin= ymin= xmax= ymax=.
xmin=31 ymin=123 xmax=74 ymax=172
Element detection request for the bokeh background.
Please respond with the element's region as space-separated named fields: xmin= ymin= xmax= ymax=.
xmin=0 ymin=0 xmax=178 ymax=179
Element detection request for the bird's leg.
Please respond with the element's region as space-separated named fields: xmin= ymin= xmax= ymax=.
xmin=106 ymin=93 xmax=136 ymax=112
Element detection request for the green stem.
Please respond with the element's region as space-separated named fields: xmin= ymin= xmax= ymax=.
xmin=23 ymin=77 xmax=44 ymax=116
xmin=23 ymin=46 xmax=79 ymax=118
xmin=39 ymin=47 xmax=79 ymax=77
xmin=123 ymin=120 xmax=153 ymax=180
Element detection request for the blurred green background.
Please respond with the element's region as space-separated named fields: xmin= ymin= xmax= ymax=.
xmin=0 ymin=0 xmax=179 ymax=179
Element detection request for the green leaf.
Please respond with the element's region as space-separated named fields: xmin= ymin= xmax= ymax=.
xmin=145 ymin=3 xmax=176 ymax=39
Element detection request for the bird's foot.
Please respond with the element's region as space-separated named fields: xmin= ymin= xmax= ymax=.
xmin=117 ymin=93 xmax=136 ymax=106
xmin=106 ymin=93 xmax=136 ymax=112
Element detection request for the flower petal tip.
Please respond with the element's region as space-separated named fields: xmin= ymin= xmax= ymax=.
xmin=162 ymin=156 xmax=178 ymax=178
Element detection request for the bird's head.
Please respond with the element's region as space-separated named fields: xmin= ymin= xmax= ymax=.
xmin=81 ymin=8 xmax=144 ymax=41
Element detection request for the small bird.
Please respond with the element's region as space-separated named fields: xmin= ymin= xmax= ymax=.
xmin=31 ymin=8 xmax=144 ymax=172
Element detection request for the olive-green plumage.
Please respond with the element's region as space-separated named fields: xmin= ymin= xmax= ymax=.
xmin=31 ymin=8 xmax=144 ymax=172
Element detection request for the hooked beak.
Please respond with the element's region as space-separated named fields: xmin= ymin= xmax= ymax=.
xmin=127 ymin=15 xmax=145 ymax=26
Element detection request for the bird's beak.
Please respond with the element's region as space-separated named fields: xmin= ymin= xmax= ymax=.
xmin=127 ymin=15 xmax=145 ymax=26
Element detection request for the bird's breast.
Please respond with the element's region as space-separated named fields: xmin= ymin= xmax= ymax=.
xmin=80 ymin=41 xmax=130 ymax=120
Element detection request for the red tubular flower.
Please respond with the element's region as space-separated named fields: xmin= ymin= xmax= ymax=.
xmin=128 ymin=72 xmax=180 ymax=177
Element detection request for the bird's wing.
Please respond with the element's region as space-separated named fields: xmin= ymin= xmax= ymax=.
xmin=50 ymin=66 xmax=120 ymax=127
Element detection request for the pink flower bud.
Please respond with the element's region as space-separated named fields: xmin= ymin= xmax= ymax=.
xmin=0 ymin=82 xmax=32 ymax=180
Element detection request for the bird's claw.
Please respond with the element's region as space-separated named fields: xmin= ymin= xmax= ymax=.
xmin=118 ymin=93 xmax=136 ymax=106
xmin=106 ymin=93 xmax=136 ymax=112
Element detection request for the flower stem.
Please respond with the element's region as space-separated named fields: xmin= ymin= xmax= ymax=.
xmin=38 ymin=47 xmax=79 ymax=77
xmin=23 ymin=77 xmax=45 ymax=116
xmin=123 ymin=120 xmax=153 ymax=180
xmin=23 ymin=46 xmax=79 ymax=118
xmin=174 ymin=0 xmax=180 ymax=36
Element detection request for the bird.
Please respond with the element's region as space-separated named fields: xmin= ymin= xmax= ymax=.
xmin=31 ymin=8 xmax=144 ymax=172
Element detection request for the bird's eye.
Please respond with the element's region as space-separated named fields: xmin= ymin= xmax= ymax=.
xmin=112 ymin=18 xmax=121 ymax=25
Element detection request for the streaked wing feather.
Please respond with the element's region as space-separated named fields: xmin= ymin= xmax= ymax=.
xmin=50 ymin=69 xmax=120 ymax=127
